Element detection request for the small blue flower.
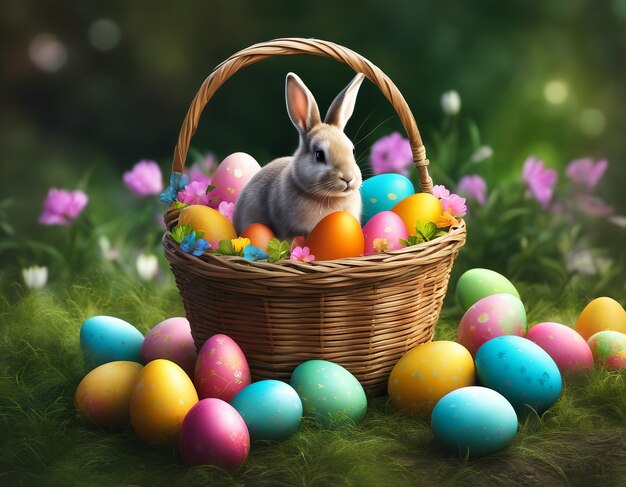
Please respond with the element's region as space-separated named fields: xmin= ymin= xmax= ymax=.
xmin=180 ymin=232 xmax=209 ymax=256
xmin=160 ymin=172 xmax=190 ymax=204
xmin=243 ymin=245 xmax=268 ymax=262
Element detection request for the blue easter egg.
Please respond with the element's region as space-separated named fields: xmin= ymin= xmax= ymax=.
xmin=475 ymin=335 xmax=562 ymax=414
xmin=230 ymin=380 xmax=302 ymax=441
xmin=360 ymin=174 xmax=415 ymax=224
xmin=80 ymin=316 xmax=144 ymax=371
xmin=431 ymin=386 xmax=518 ymax=457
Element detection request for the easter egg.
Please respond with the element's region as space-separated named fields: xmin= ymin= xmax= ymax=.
xmin=526 ymin=322 xmax=593 ymax=374
xmin=178 ymin=205 xmax=237 ymax=249
xmin=362 ymin=211 xmax=408 ymax=255
xmin=475 ymin=336 xmax=562 ymax=414
xmin=360 ymin=174 xmax=415 ymax=224
xmin=305 ymin=211 xmax=364 ymax=261
xmin=194 ymin=334 xmax=251 ymax=402
xmin=141 ymin=317 xmax=197 ymax=378
xmin=211 ymin=152 xmax=261 ymax=204
xmin=231 ymin=380 xmax=303 ymax=441
xmin=80 ymin=315 xmax=144 ymax=371
xmin=75 ymin=361 xmax=143 ymax=428
xmin=388 ymin=341 xmax=475 ymax=416
xmin=391 ymin=193 xmax=443 ymax=235
xmin=456 ymin=268 xmax=521 ymax=312
xmin=457 ymin=294 xmax=527 ymax=357
xmin=431 ymin=386 xmax=518 ymax=457
xmin=129 ymin=359 xmax=199 ymax=446
xmin=179 ymin=398 xmax=250 ymax=469
xmin=574 ymin=297 xmax=626 ymax=341
xmin=587 ymin=330 xmax=626 ymax=370
xmin=290 ymin=360 xmax=367 ymax=428
xmin=240 ymin=223 xmax=275 ymax=253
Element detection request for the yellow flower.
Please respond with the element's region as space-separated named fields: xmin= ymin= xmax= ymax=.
xmin=372 ymin=237 xmax=393 ymax=253
xmin=231 ymin=237 xmax=251 ymax=253
xmin=435 ymin=211 xmax=460 ymax=229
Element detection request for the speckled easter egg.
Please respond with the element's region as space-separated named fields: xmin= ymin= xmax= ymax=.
xmin=457 ymin=294 xmax=527 ymax=357
xmin=360 ymin=174 xmax=415 ymax=224
xmin=362 ymin=211 xmax=408 ymax=255
xmin=587 ymin=330 xmax=626 ymax=370
xmin=526 ymin=322 xmax=593 ymax=374
xmin=179 ymin=398 xmax=250 ymax=469
xmin=211 ymin=152 xmax=261 ymax=203
xmin=231 ymin=380 xmax=303 ymax=441
xmin=129 ymin=359 xmax=199 ymax=446
xmin=290 ymin=360 xmax=367 ymax=428
xmin=178 ymin=205 xmax=237 ymax=249
xmin=574 ymin=297 xmax=626 ymax=341
xmin=75 ymin=361 xmax=143 ymax=428
xmin=305 ymin=212 xmax=364 ymax=261
xmin=194 ymin=334 xmax=251 ymax=402
xmin=80 ymin=316 xmax=144 ymax=371
xmin=391 ymin=193 xmax=443 ymax=235
xmin=431 ymin=386 xmax=518 ymax=457
xmin=388 ymin=341 xmax=476 ymax=416
xmin=475 ymin=336 xmax=562 ymax=414
xmin=456 ymin=268 xmax=521 ymax=312
xmin=141 ymin=317 xmax=197 ymax=377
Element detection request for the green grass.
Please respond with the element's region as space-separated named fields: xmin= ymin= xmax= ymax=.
xmin=1 ymin=275 xmax=626 ymax=487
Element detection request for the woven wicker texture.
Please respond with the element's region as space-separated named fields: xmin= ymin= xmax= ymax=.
xmin=164 ymin=38 xmax=466 ymax=396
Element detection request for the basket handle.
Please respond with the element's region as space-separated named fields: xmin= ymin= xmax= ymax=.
xmin=171 ymin=37 xmax=433 ymax=193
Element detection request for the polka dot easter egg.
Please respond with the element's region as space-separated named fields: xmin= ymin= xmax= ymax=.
xmin=456 ymin=268 xmax=520 ymax=312
xmin=360 ymin=173 xmax=415 ymax=224
xmin=526 ymin=322 xmax=593 ymax=374
xmin=362 ymin=211 xmax=408 ymax=255
xmin=211 ymin=152 xmax=261 ymax=204
xmin=141 ymin=317 xmax=197 ymax=378
xmin=587 ymin=330 xmax=626 ymax=370
xmin=194 ymin=334 xmax=251 ymax=402
xmin=457 ymin=293 xmax=527 ymax=357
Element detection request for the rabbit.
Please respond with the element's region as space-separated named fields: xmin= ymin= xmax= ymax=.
xmin=233 ymin=71 xmax=365 ymax=242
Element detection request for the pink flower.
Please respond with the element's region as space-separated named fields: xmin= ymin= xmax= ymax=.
xmin=566 ymin=158 xmax=608 ymax=191
xmin=187 ymin=166 xmax=212 ymax=186
xmin=370 ymin=132 xmax=413 ymax=176
xmin=432 ymin=185 xmax=451 ymax=199
xmin=290 ymin=246 xmax=315 ymax=263
xmin=39 ymin=188 xmax=88 ymax=225
xmin=457 ymin=175 xmax=487 ymax=205
xmin=577 ymin=195 xmax=613 ymax=217
xmin=522 ymin=156 xmax=557 ymax=209
xmin=218 ymin=201 xmax=235 ymax=222
xmin=440 ymin=193 xmax=467 ymax=217
xmin=123 ymin=160 xmax=163 ymax=197
xmin=177 ymin=181 xmax=210 ymax=206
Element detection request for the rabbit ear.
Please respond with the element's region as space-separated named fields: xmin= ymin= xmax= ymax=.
xmin=286 ymin=73 xmax=321 ymax=136
xmin=324 ymin=73 xmax=365 ymax=130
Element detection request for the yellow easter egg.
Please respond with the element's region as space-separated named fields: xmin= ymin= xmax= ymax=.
xmin=75 ymin=361 xmax=143 ymax=428
xmin=388 ymin=341 xmax=475 ymax=416
xmin=391 ymin=193 xmax=443 ymax=235
xmin=178 ymin=205 xmax=237 ymax=247
xmin=575 ymin=297 xmax=626 ymax=341
xmin=130 ymin=359 xmax=199 ymax=446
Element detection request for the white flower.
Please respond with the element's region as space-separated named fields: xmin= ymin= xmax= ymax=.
xmin=565 ymin=249 xmax=596 ymax=275
xmin=136 ymin=253 xmax=159 ymax=281
xmin=609 ymin=215 xmax=626 ymax=228
xmin=22 ymin=266 xmax=48 ymax=290
xmin=470 ymin=145 xmax=494 ymax=163
xmin=98 ymin=235 xmax=120 ymax=262
xmin=441 ymin=90 xmax=461 ymax=116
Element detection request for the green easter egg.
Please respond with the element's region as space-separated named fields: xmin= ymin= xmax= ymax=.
xmin=587 ymin=330 xmax=626 ymax=369
xmin=456 ymin=268 xmax=520 ymax=312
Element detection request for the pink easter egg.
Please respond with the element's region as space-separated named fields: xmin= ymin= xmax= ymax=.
xmin=194 ymin=334 xmax=251 ymax=401
xmin=362 ymin=211 xmax=409 ymax=255
xmin=526 ymin=322 xmax=593 ymax=374
xmin=141 ymin=317 xmax=198 ymax=377
xmin=458 ymin=294 xmax=527 ymax=357
xmin=179 ymin=398 xmax=250 ymax=469
xmin=211 ymin=152 xmax=261 ymax=203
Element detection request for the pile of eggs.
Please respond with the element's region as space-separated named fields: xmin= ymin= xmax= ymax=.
xmin=177 ymin=152 xmax=449 ymax=260
xmin=387 ymin=267 xmax=626 ymax=458
xmin=75 ymin=315 xmax=367 ymax=469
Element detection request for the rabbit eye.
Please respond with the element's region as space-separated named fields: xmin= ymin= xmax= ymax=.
xmin=315 ymin=150 xmax=326 ymax=163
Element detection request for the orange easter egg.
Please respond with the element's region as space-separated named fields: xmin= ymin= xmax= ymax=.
xmin=575 ymin=297 xmax=626 ymax=341
xmin=179 ymin=205 xmax=237 ymax=248
xmin=391 ymin=193 xmax=443 ymax=235
xmin=240 ymin=223 xmax=276 ymax=253
xmin=305 ymin=212 xmax=364 ymax=261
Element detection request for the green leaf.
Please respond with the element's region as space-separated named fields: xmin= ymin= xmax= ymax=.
xmin=195 ymin=230 xmax=205 ymax=240
xmin=170 ymin=224 xmax=194 ymax=243
xmin=214 ymin=239 xmax=235 ymax=255
xmin=267 ymin=238 xmax=291 ymax=263
xmin=414 ymin=221 xmax=437 ymax=241
xmin=172 ymin=201 xmax=188 ymax=210
xmin=205 ymin=185 xmax=216 ymax=194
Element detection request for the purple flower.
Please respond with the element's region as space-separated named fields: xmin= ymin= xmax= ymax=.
xmin=123 ymin=160 xmax=163 ymax=197
xmin=432 ymin=185 xmax=451 ymax=199
xmin=39 ymin=188 xmax=88 ymax=225
xmin=457 ymin=175 xmax=487 ymax=205
xmin=218 ymin=201 xmax=235 ymax=222
xmin=566 ymin=158 xmax=608 ymax=191
xmin=178 ymin=181 xmax=210 ymax=206
xmin=370 ymin=132 xmax=413 ymax=176
xmin=441 ymin=194 xmax=467 ymax=217
xmin=522 ymin=157 xmax=557 ymax=209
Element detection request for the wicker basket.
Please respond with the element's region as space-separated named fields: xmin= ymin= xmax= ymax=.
xmin=163 ymin=38 xmax=466 ymax=396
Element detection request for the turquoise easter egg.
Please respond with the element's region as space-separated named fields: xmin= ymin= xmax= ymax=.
xmin=431 ymin=386 xmax=518 ymax=457
xmin=80 ymin=316 xmax=144 ymax=371
xmin=231 ymin=380 xmax=303 ymax=441
xmin=360 ymin=174 xmax=415 ymax=224
xmin=456 ymin=268 xmax=520 ymax=312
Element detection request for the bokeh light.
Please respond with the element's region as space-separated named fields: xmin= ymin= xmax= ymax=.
xmin=29 ymin=33 xmax=67 ymax=72
xmin=88 ymin=18 xmax=121 ymax=51
xmin=578 ymin=108 xmax=606 ymax=136
xmin=543 ymin=80 xmax=569 ymax=104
